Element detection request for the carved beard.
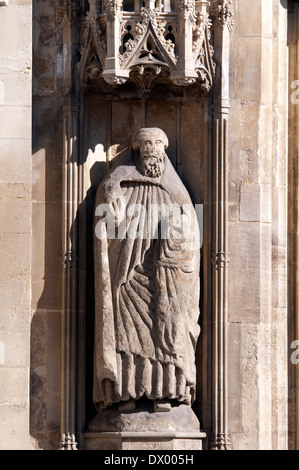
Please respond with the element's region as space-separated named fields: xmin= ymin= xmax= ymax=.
xmin=140 ymin=154 xmax=165 ymax=178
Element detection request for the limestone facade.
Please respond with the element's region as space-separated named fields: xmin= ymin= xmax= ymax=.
xmin=0 ymin=0 xmax=298 ymax=450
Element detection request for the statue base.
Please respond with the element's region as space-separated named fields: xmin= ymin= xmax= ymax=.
xmin=84 ymin=403 xmax=206 ymax=450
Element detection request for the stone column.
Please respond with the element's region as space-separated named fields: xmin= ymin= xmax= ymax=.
xmin=60 ymin=98 xmax=80 ymax=450
xmin=170 ymin=0 xmax=198 ymax=85
xmin=271 ymin=0 xmax=288 ymax=450
xmin=102 ymin=0 xmax=130 ymax=85
xmin=209 ymin=0 xmax=234 ymax=451
xmin=0 ymin=0 xmax=32 ymax=449
xmin=59 ymin=2 xmax=81 ymax=450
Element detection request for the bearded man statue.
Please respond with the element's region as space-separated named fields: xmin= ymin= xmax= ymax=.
xmin=93 ymin=127 xmax=200 ymax=413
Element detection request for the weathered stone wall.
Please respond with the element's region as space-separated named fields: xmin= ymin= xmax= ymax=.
xmin=227 ymin=0 xmax=289 ymax=450
xmin=0 ymin=0 xmax=32 ymax=450
xmin=0 ymin=0 xmax=63 ymax=451
xmin=30 ymin=0 xmax=63 ymax=449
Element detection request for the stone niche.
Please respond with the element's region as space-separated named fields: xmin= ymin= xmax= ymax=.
xmin=60 ymin=0 xmax=219 ymax=451
xmin=84 ymin=84 xmax=208 ymax=204
xmin=81 ymin=79 xmax=209 ymax=450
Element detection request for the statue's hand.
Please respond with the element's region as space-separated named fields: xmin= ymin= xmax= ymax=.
xmin=110 ymin=195 xmax=126 ymax=227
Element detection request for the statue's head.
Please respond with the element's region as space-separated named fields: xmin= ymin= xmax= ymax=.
xmin=133 ymin=127 xmax=169 ymax=178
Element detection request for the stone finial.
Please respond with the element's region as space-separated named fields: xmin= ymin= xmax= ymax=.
xmin=211 ymin=0 xmax=234 ymax=31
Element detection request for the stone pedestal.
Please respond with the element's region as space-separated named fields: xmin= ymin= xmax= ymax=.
xmin=84 ymin=404 xmax=206 ymax=450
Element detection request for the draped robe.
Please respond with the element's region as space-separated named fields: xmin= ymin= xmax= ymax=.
xmin=93 ymin=152 xmax=200 ymax=410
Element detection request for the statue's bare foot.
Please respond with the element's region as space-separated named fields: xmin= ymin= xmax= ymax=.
xmin=154 ymin=399 xmax=171 ymax=412
xmin=118 ymin=399 xmax=136 ymax=411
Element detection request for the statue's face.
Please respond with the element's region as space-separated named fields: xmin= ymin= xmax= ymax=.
xmin=138 ymin=131 xmax=165 ymax=178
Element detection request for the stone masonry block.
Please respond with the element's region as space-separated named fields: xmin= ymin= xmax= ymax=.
xmin=240 ymin=184 xmax=271 ymax=223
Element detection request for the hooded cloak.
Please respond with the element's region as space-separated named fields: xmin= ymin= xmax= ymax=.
xmin=93 ymin=151 xmax=200 ymax=410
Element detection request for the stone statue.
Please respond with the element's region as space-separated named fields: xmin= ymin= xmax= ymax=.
xmin=93 ymin=127 xmax=200 ymax=414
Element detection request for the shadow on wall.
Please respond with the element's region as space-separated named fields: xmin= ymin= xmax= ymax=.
xmin=30 ymin=103 xmax=206 ymax=451
xmin=30 ymin=93 xmax=63 ymax=449
xmin=30 ymin=0 xmax=64 ymax=449
xmin=29 ymin=99 xmax=109 ymax=450
xmin=29 ymin=104 xmax=100 ymax=450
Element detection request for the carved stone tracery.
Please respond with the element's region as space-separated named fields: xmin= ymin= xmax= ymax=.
xmin=76 ymin=0 xmax=216 ymax=92
xmin=58 ymin=0 xmax=81 ymax=25
xmin=77 ymin=11 xmax=107 ymax=85
xmin=119 ymin=8 xmax=177 ymax=69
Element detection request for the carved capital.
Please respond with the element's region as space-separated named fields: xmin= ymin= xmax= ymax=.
xmin=129 ymin=65 xmax=178 ymax=96
xmin=103 ymin=75 xmax=128 ymax=86
xmin=212 ymin=0 xmax=234 ymax=32
xmin=211 ymin=251 xmax=230 ymax=270
xmin=104 ymin=0 xmax=123 ymax=20
xmin=178 ymin=0 xmax=196 ymax=19
xmin=64 ymin=250 xmax=79 ymax=268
